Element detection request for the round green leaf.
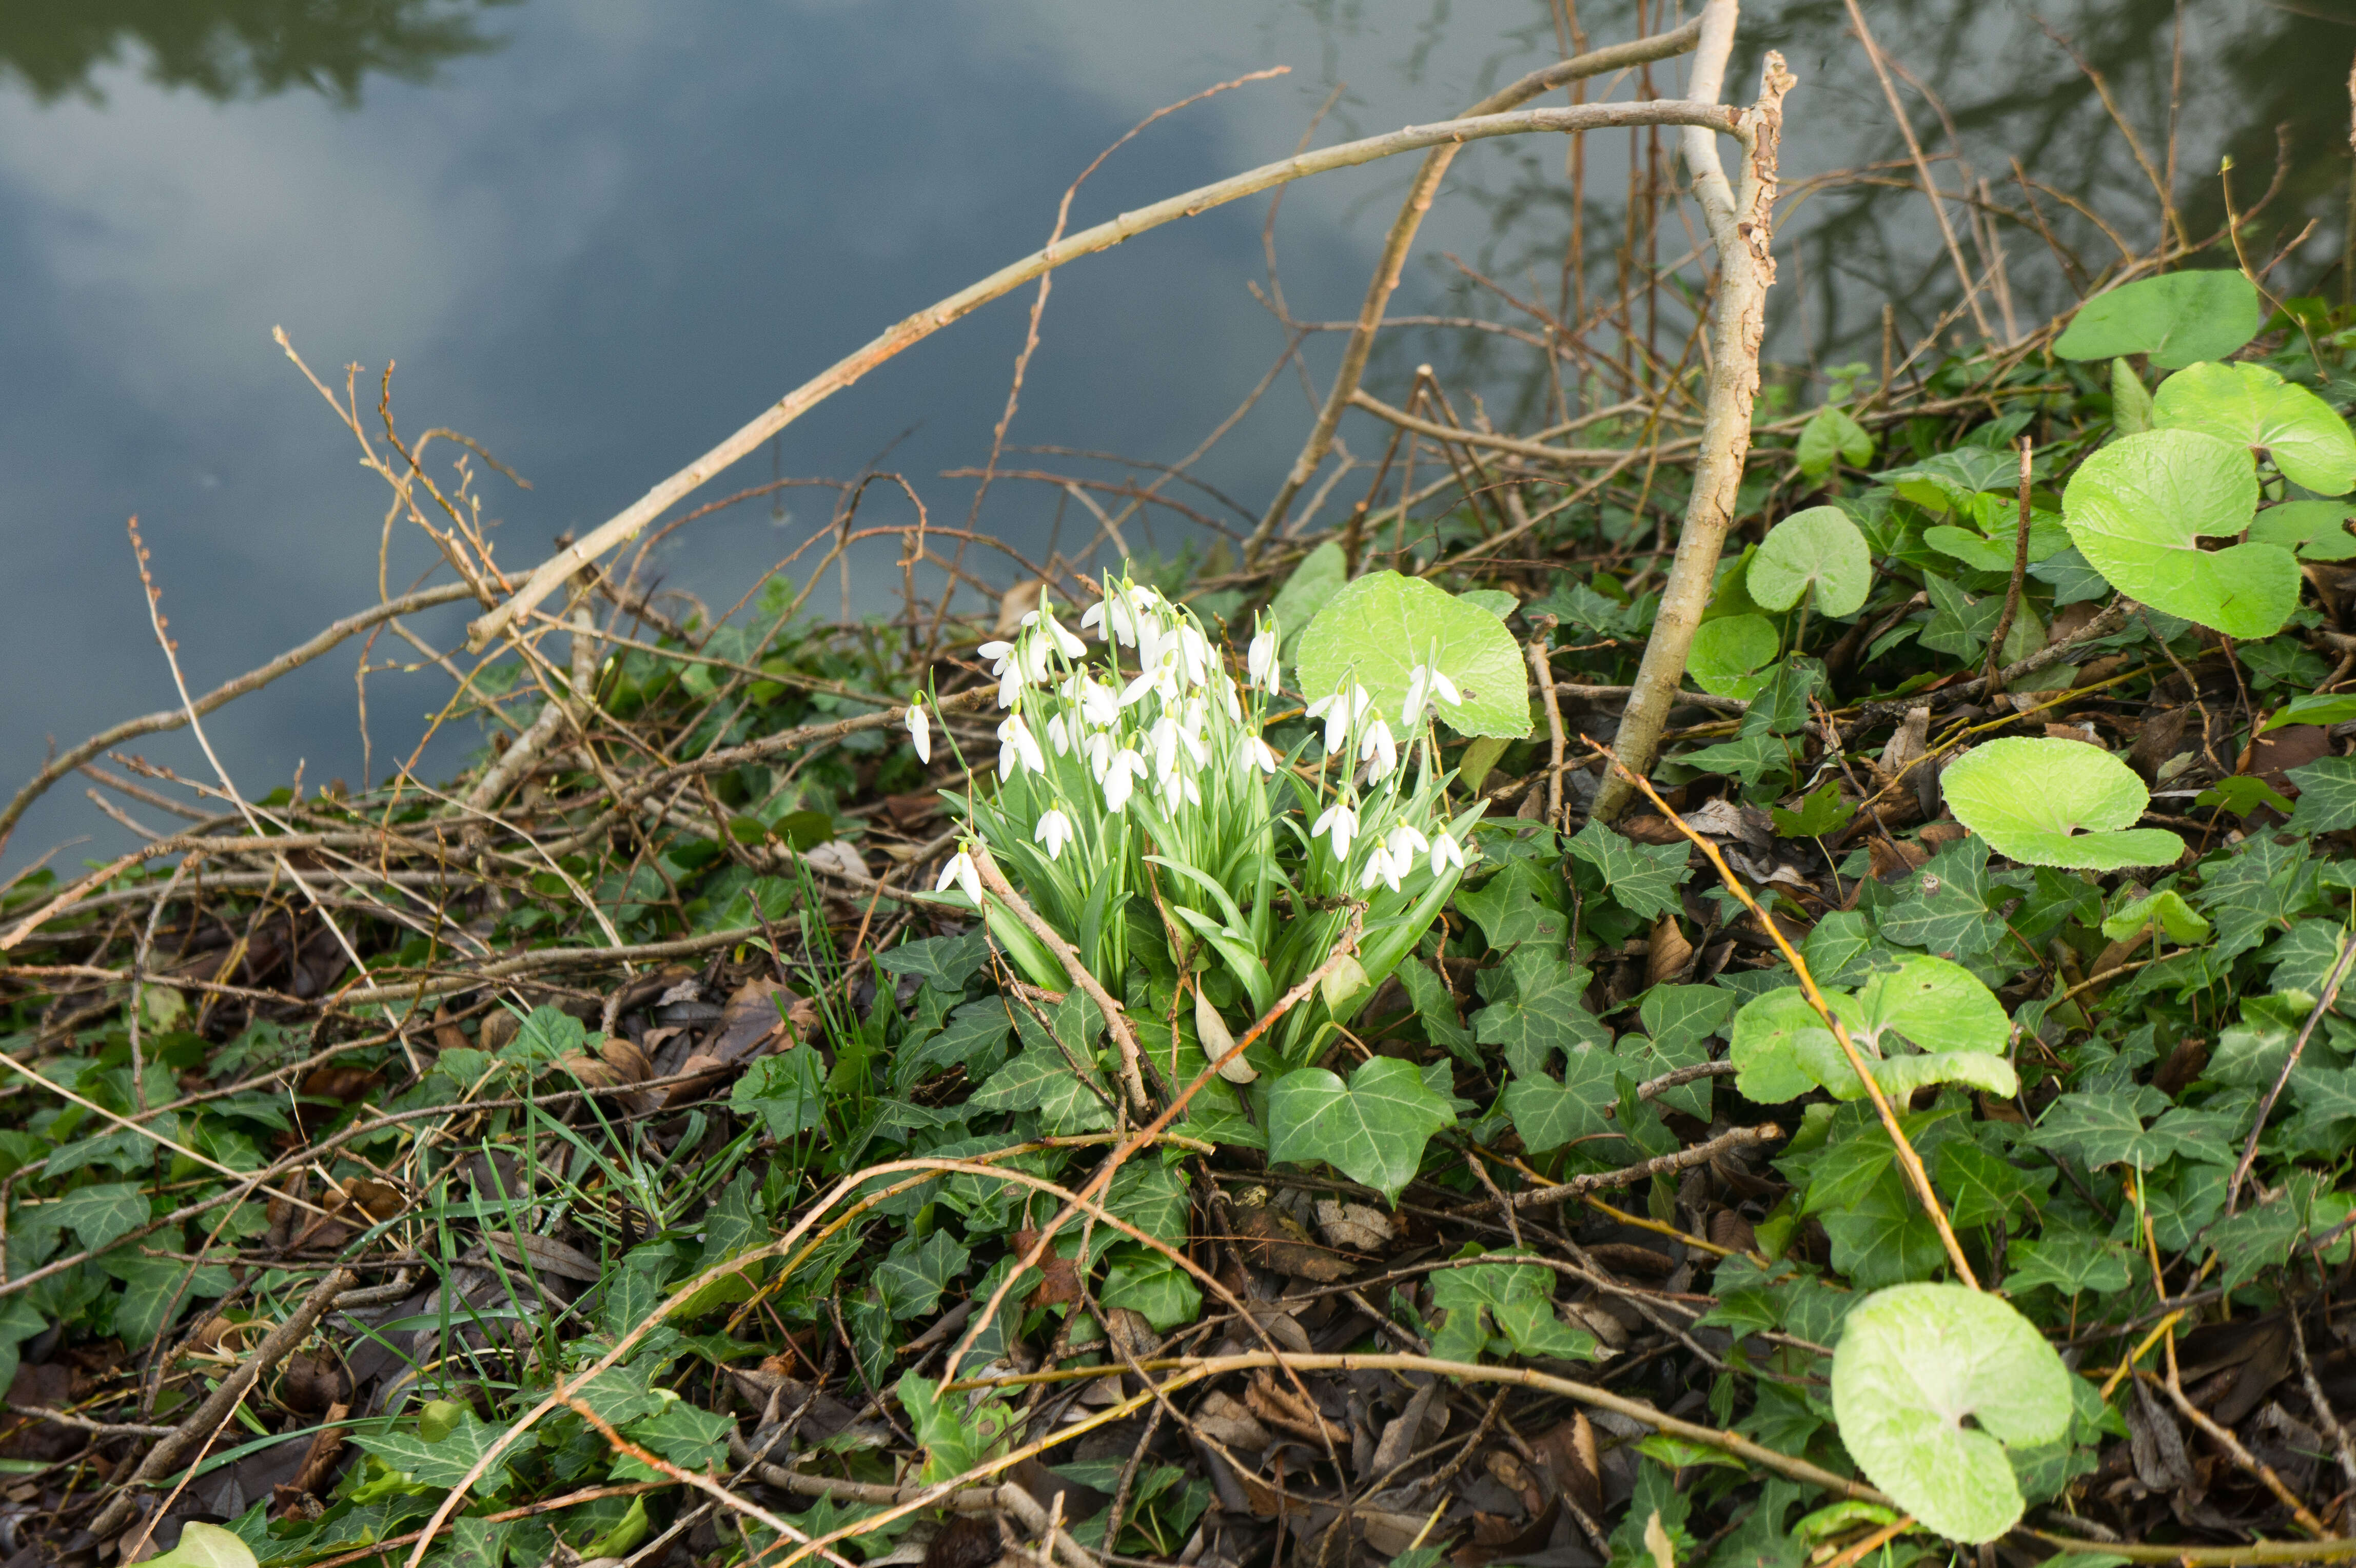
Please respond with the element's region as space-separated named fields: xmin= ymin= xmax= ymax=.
xmin=2248 ymin=500 xmax=2356 ymax=562
xmin=1294 ymin=571 xmax=1533 ymax=738
xmin=1841 ymin=956 xmax=2009 ymax=1056
xmin=2059 ymin=428 xmax=2290 ymax=638
xmin=2102 ymin=889 xmax=2211 ymax=946
xmin=2153 ymin=360 xmax=2356 ymax=496
xmin=146 ymin=1524 xmax=261 ymax=1568
xmin=1729 ymin=988 xmax=1836 ymax=1105
xmin=2052 ymin=270 xmax=2263 ymax=368
xmin=1943 ymin=737 xmax=2186 ymax=871
xmin=1688 ymin=614 xmax=1779 ymax=699
xmin=1831 ymin=1283 xmax=2073 ymax=1543
xmin=1748 ymin=506 xmax=1871 ymax=617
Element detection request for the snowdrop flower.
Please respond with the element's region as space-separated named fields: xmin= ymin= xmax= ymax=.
xmin=977 ymin=639 xmax=1016 ymax=674
xmin=996 ymin=659 xmax=1025 ymax=709
xmin=1359 ymin=718 xmax=1398 ymax=783
xmin=1174 ymin=623 xmax=1212 ymax=688
xmin=936 ymin=847 xmax=983 ymax=904
xmin=1160 ymin=769 xmax=1202 ymax=811
xmin=1311 ymin=799 xmax=1357 ymax=858
xmin=1101 ymin=749 xmax=1150 ymax=813
xmin=1023 ymin=600 xmax=1087 ymax=659
xmin=1175 ymin=701 xmax=1208 ymax=766
xmin=1149 ymin=714 xmax=1182 ymax=780
xmin=997 ymin=714 xmax=1047 ymax=781
xmin=1237 ymin=733 xmax=1280 ymax=776
xmin=1400 ymin=665 xmax=1462 ymax=730
xmin=1306 ymin=683 xmax=1371 ymax=755
xmin=1246 ymin=621 xmax=1279 ymax=691
xmin=905 ymin=703 xmax=931 ymax=764
xmin=1034 ymin=807 xmax=1075 ymax=861
xmin=1359 ymin=845 xmax=1403 ymax=893
xmin=1385 ymin=821 xmax=1429 ymax=865
xmin=1429 ymin=830 xmax=1466 ymax=877
xmin=1216 ymin=674 xmax=1243 ymax=724
xmin=1043 ymin=713 xmax=1073 ymax=756
xmin=1078 ymin=678 xmax=1120 ymax=729
xmin=1428 ymin=667 xmax=1463 ymax=707
xmin=1084 ymin=729 xmax=1117 ymax=781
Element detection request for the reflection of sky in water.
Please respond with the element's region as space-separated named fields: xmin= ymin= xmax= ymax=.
xmin=0 ymin=1 xmax=2346 ymax=869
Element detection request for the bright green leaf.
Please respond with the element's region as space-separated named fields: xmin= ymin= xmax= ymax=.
xmin=1689 ymin=614 xmax=1780 ymax=699
xmin=1830 ymin=1283 xmax=2072 ymax=1543
xmin=1797 ymin=404 xmax=1875 ymax=480
xmin=144 ymin=1524 xmax=259 ymax=1568
xmin=2111 ymin=358 xmax=2153 ymax=435
xmin=1748 ymin=506 xmax=1871 ymax=617
xmin=1942 ymin=737 xmax=2186 ymax=870
xmin=2052 ymin=270 xmax=2263 ymax=368
xmin=2154 ymin=360 xmax=2356 ymax=496
xmin=2101 ymin=890 xmax=2211 ymax=946
xmin=1294 ymin=571 xmax=1532 ymax=738
xmin=2248 ymin=500 xmax=2356 ymax=562
xmin=2060 ymin=428 xmax=2288 ymax=638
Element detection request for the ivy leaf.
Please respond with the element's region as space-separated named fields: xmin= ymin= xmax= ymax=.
xmin=1266 ymin=1057 xmax=1456 ymax=1204
xmin=969 ymin=1038 xmax=1115 ymax=1135
xmin=2029 ymin=1086 xmax=2183 ymax=1170
xmin=2197 ymin=832 xmax=2323 ymax=964
xmin=1830 ymin=1283 xmax=2074 ymax=1543
xmin=1942 ymin=737 xmax=2185 ymax=871
xmin=1689 ymin=615 xmax=1780 ymax=700
xmin=1294 ymin=571 xmax=1533 ymax=738
xmin=623 ymin=1401 xmax=733 ymax=1473
xmin=1933 ymin=1141 xmax=2052 ymax=1231
xmin=2007 ymin=1230 xmax=2135 ymax=1297
xmin=1773 ymin=782 xmax=1855 ymax=839
xmin=49 ymin=1182 xmax=148 ymax=1256
xmin=898 ymin=1372 xmax=1015 ymax=1485
xmin=2287 ymin=757 xmax=2356 ymax=835
xmin=1748 ymin=506 xmax=1871 ymax=617
xmin=1567 ymin=821 xmax=1691 ymax=922
xmin=2052 ymin=269 xmax=2263 ymax=367
xmin=2060 ymin=428 xmax=2290 ymax=639
xmin=1639 ymin=985 xmax=1735 ymax=1052
xmin=1796 ymin=403 xmax=1875 ymax=479
xmin=2154 ymin=360 xmax=2356 ymax=496
xmin=874 ymin=1230 xmax=970 ymax=1321
xmin=1817 ymin=1175 xmax=1951 ymax=1289
xmin=352 ymin=1408 xmax=517 ymax=1493
xmin=729 ymin=1045 xmax=828 ymax=1139
xmin=1098 ymin=1260 xmax=1201 ymax=1330
xmin=2204 ymin=1171 xmax=2356 ymax=1291
xmin=874 ymin=931 xmax=992 ymax=991
xmin=103 ymin=1255 xmax=232 ymax=1348
xmin=1473 ymin=949 xmax=1609 ymax=1077
xmin=1398 ymin=958 xmax=1477 ymax=1065
xmin=1876 ymin=835 xmax=2005 ymax=960
xmin=1500 ymin=1046 xmax=1624 ymax=1156
xmin=1455 ymin=860 xmax=1566 ymax=951
xmin=1430 ymin=1250 xmax=1598 ymax=1364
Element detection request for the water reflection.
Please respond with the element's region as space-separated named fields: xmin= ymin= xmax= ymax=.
xmin=0 ymin=0 xmax=513 ymax=105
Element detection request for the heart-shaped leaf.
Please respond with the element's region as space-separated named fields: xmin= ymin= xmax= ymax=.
xmin=1748 ymin=506 xmax=1871 ymax=617
xmin=1687 ymin=614 xmax=1779 ymax=698
xmin=145 ymin=1524 xmax=260 ymax=1568
xmin=2248 ymin=500 xmax=2356 ymax=561
xmin=1265 ymin=1056 xmax=1457 ymax=1203
xmin=1838 ymin=956 xmax=2010 ymax=1056
xmin=2059 ymin=428 xmax=2290 ymax=638
xmin=1942 ymin=737 xmax=2186 ymax=870
xmin=1730 ymin=959 xmax=2018 ymax=1107
xmin=1797 ymin=403 xmax=1875 ymax=479
xmin=2154 ymin=360 xmax=2356 ymax=496
xmin=1294 ymin=571 xmax=1532 ymax=738
xmin=1830 ymin=1283 xmax=2073 ymax=1543
xmin=2052 ymin=269 xmax=2263 ymax=368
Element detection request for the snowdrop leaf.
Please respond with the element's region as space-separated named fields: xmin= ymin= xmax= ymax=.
xmin=1831 ymin=1284 xmax=2072 ymax=1543
xmin=1943 ymin=737 xmax=2186 ymax=871
xmin=2060 ymin=428 xmax=2289 ymax=638
xmin=1295 ymin=572 xmax=1532 ymax=738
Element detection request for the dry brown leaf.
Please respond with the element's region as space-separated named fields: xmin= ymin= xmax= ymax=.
xmin=1195 ymin=1390 xmax=1272 ymax=1452
xmin=1232 ymin=1204 xmax=1353 ymax=1281
xmin=1647 ymin=914 xmax=1695 ymax=987
xmin=1246 ymin=1368 xmax=1346 ymax=1446
xmin=1311 ymin=1198 xmax=1392 ymax=1254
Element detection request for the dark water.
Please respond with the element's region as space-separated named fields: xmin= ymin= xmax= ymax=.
xmin=2 ymin=0 xmax=2348 ymax=872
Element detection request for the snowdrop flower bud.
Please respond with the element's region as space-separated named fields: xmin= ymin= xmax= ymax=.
xmin=1311 ymin=800 xmax=1357 ymax=858
xmin=1429 ymin=830 xmax=1466 ymax=877
xmin=905 ymin=703 xmax=931 ymax=764
xmin=1238 ymin=733 xmax=1279 ymax=776
xmin=1359 ymin=718 xmax=1398 ymax=783
xmin=1195 ymin=987 xmax=1255 ymax=1084
xmin=936 ymin=847 xmax=983 ymax=905
xmin=1034 ymin=807 xmax=1075 ymax=861
xmin=1246 ymin=621 xmax=1279 ymax=690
